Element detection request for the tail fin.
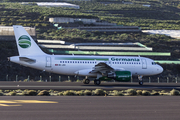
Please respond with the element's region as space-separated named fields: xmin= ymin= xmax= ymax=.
xmin=13 ymin=25 xmax=46 ymax=56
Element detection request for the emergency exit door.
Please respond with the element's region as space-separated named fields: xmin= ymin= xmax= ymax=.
xmin=46 ymin=57 xmax=51 ymax=67
xmin=142 ymin=59 xmax=147 ymax=69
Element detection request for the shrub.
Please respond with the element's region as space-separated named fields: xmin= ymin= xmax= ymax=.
xmin=0 ymin=92 xmax=3 ymax=96
xmin=15 ymin=89 xmax=23 ymax=93
xmin=151 ymin=92 xmax=160 ymax=96
xmin=84 ymin=90 xmax=92 ymax=96
xmin=4 ymin=90 xmax=10 ymax=93
xmin=161 ymin=90 xmax=166 ymax=93
xmin=76 ymin=90 xmax=84 ymax=96
xmin=27 ymin=90 xmax=37 ymax=96
xmin=136 ymin=90 xmax=142 ymax=95
xmin=142 ymin=90 xmax=151 ymax=96
xmin=9 ymin=91 xmax=16 ymax=96
xmin=93 ymin=89 xmax=106 ymax=96
xmin=126 ymin=89 xmax=137 ymax=96
xmin=49 ymin=89 xmax=54 ymax=93
xmin=37 ymin=90 xmax=50 ymax=96
xmin=58 ymin=92 xmax=64 ymax=96
xmin=113 ymin=90 xmax=124 ymax=96
xmin=63 ymin=90 xmax=76 ymax=96
xmin=170 ymin=89 xmax=180 ymax=96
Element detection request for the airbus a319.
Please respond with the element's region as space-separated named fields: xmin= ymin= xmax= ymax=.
xmin=9 ymin=25 xmax=163 ymax=85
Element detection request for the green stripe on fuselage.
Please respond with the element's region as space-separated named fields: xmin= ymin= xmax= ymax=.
xmin=55 ymin=57 xmax=109 ymax=61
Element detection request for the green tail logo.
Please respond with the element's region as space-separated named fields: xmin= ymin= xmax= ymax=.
xmin=18 ymin=35 xmax=31 ymax=48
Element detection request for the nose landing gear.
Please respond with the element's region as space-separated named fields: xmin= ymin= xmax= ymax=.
xmin=138 ymin=75 xmax=143 ymax=85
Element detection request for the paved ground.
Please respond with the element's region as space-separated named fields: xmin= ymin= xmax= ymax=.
xmin=0 ymin=81 xmax=180 ymax=91
xmin=0 ymin=96 xmax=180 ymax=120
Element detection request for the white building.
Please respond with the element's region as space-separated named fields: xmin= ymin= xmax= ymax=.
xmin=49 ymin=17 xmax=97 ymax=24
xmin=37 ymin=2 xmax=80 ymax=9
xmin=49 ymin=17 xmax=74 ymax=23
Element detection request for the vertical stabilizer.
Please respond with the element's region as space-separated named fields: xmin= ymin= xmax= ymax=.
xmin=13 ymin=25 xmax=46 ymax=56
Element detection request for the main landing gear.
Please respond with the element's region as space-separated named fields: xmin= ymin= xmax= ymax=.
xmin=82 ymin=79 xmax=90 ymax=84
xmin=94 ymin=79 xmax=101 ymax=85
xmin=82 ymin=78 xmax=101 ymax=85
xmin=138 ymin=75 xmax=143 ymax=85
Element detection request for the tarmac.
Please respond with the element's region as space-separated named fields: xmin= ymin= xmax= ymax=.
xmin=0 ymin=96 xmax=180 ymax=120
xmin=0 ymin=82 xmax=180 ymax=120
xmin=0 ymin=81 xmax=180 ymax=91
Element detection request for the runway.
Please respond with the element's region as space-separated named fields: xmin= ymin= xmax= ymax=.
xmin=1 ymin=82 xmax=180 ymax=120
xmin=0 ymin=96 xmax=180 ymax=120
xmin=0 ymin=81 xmax=180 ymax=91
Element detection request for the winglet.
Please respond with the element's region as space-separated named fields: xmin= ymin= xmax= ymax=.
xmin=13 ymin=25 xmax=46 ymax=56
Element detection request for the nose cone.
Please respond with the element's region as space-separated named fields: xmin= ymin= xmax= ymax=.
xmin=157 ymin=65 xmax=163 ymax=74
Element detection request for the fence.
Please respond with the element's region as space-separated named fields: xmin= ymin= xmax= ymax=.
xmin=3 ymin=74 xmax=180 ymax=83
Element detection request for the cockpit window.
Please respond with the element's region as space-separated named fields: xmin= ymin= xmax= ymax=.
xmin=152 ymin=62 xmax=157 ymax=65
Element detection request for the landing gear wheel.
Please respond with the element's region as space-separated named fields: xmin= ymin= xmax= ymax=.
xmin=94 ymin=79 xmax=101 ymax=85
xmin=139 ymin=81 xmax=143 ymax=85
xmin=83 ymin=79 xmax=90 ymax=84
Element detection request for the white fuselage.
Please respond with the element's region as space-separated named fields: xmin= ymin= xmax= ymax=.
xmin=10 ymin=54 xmax=163 ymax=77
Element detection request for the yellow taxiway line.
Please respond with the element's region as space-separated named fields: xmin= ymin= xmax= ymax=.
xmin=0 ymin=100 xmax=58 ymax=107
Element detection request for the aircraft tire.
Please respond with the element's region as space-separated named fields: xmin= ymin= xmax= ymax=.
xmin=139 ymin=81 xmax=143 ymax=85
xmin=85 ymin=79 xmax=90 ymax=84
xmin=94 ymin=79 xmax=101 ymax=85
xmin=83 ymin=79 xmax=90 ymax=84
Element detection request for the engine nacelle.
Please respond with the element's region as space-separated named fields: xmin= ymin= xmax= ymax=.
xmin=107 ymin=71 xmax=132 ymax=82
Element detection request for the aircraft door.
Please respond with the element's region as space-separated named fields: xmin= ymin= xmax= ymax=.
xmin=142 ymin=59 xmax=147 ymax=69
xmin=46 ymin=57 xmax=51 ymax=67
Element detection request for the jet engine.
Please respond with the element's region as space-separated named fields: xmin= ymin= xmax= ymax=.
xmin=107 ymin=71 xmax=132 ymax=82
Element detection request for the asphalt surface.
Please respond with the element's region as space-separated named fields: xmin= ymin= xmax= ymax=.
xmin=0 ymin=81 xmax=180 ymax=91
xmin=0 ymin=96 xmax=180 ymax=120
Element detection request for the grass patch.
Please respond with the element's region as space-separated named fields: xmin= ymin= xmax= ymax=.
xmin=0 ymin=89 xmax=179 ymax=96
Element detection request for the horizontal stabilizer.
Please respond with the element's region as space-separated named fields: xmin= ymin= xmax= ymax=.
xmin=19 ymin=57 xmax=36 ymax=64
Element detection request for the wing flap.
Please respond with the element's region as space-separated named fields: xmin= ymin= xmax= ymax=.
xmin=91 ymin=62 xmax=114 ymax=74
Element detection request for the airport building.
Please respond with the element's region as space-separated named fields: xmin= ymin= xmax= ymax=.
xmin=0 ymin=26 xmax=36 ymax=41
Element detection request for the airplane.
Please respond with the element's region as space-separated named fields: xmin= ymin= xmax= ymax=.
xmin=9 ymin=25 xmax=163 ymax=85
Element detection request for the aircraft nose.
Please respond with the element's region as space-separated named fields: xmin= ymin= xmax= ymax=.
xmin=157 ymin=65 xmax=163 ymax=74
